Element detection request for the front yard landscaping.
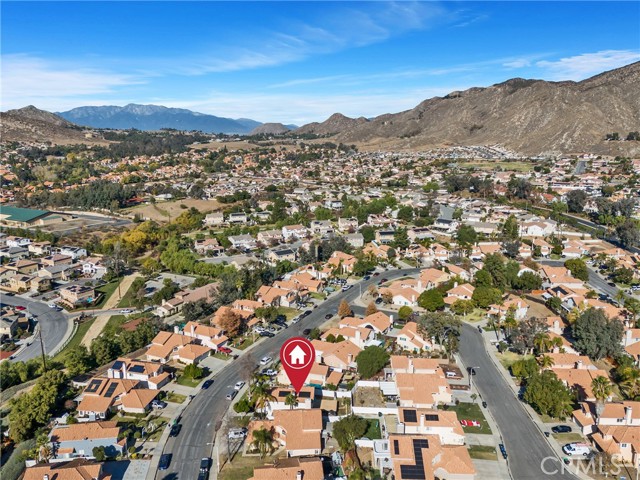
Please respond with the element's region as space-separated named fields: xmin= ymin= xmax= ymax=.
xmin=165 ymin=392 xmax=187 ymax=404
xmin=445 ymin=402 xmax=492 ymax=434
xmin=468 ymin=445 xmax=497 ymax=460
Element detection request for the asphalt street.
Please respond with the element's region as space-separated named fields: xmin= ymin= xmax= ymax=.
xmin=160 ymin=267 xmax=419 ymax=480
xmin=539 ymin=259 xmax=621 ymax=300
xmin=459 ymin=324 xmax=579 ymax=480
xmin=1 ymin=295 xmax=70 ymax=362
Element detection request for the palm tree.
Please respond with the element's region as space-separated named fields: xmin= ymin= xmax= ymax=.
xmin=534 ymin=332 xmax=551 ymax=354
xmin=537 ymin=355 xmax=555 ymax=371
xmin=620 ymin=369 xmax=640 ymax=400
xmin=502 ymin=315 xmax=518 ymax=338
xmin=251 ymin=427 xmax=274 ymax=459
xmin=592 ymin=375 xmax=613 ymax=416
xmin=285 ymin=393 xmax=298 ymax=410
xmin=252 ymin=382 xmax=276 ymax=415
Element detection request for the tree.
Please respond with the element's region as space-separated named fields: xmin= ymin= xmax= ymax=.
xmin=523 ymin=370 xmax=574 ymax=419
xmin=591 ymin=375 xmax=613 ymax=409
xmin=616 ymin=219 xmax=640 ymax=248
xmin=338 ymin=300 xmax=353 ymax=318
xmin=501 ymin=215 xmax=520 ymax=240
xmin=418 ymin=312 xmax=461 ymax=347
xmin=392 ymin=228 xmax=410 ymax=250
xmin=564 ymin=258 xmax=589 ymax=281
xmin=183 ymin=298 xmax=216 ymax=322
xmin=285 ymin=393 xmax=298 ymax=410
xmin=613 ymin=267 xmax=634 ymax=285
xmin=333 ymin=415 xmax=368 ymax=452
xmin=251 ymin=382 xmax=276 ymax=414
xmin=537 ymin=355 xmax=555 ymax=371
xmin=456 ymin=225 xmax=478 ymax=246
xmin=381 ymin=291 xmax=393 ymax=304
xmin=545 ymin=296 xmax=562 ymax=313
xmin=417 ymin=288 xmax=444 ymax=311
xmin=356 ymin=346 xmax=389 ymax=379
xmin=64 ymin=345 xmax=93 ymax=377
xmin=472 ymin=286 xmax=502 ymax=309
xmin=508 ymin=317 xmax=548 ymax=355
xmin=573 ymin=308 xmax=623 ymax=360
xmin=450 ymin=299 xmax=475 ymax=317
xmin=251 ymin=427 xmax=274 ymax=458
xmin=219 ymin=309 xmax=243 ymax=337
xmin=566 ymin=190 xmax=588 ymax=213
xmin=507 ymin=178 xmax=533 ymax=200
xmin=513 ymin=271 xmax=542 ymax=292
xmin=398 ymin=306 xmax=413 ymax=321
xmin=183 ymin=363 xmax=204 ymax=379
xmin=92 ymin=446 xmax=106 ymax=462
xmin=625 ymin=297 xmax=640 ymax=324
xmin=474 ymin=269 xmax=493 ymax=288
xmin=365 ymin=302 xmax=379 ymax=316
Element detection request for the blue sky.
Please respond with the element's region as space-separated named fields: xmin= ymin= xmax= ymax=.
xmin=2 ymin=1 xmax=639 ymax=124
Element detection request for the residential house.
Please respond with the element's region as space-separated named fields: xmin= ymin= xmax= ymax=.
xmin=58 ymin=246 xmax=88 ymax=260
xmin=23 ymin=459 xmax=111 ymax=480
xmin=181 ymin=321 xmax=229 ymax=351
xmin=49 ymin=421 xmax=125 ymax=460
xmin=326 ymin=251 xmax=357 ymax=274
xmin=248 ymin=457 xmax=324 ymax=480
xmin=194 ymin=238 xmax=224 ymax=256
xmin=27 ymin=241 xmax=52 ymax=256
xmin=311 ymin=339 xmax=362 ymax=370
xmin=106 ymin=358 xmax=171 ymax=389
xmin=282 ymin=224 xmax=308 ymax=241
xmin=257 ymin=229 xmax=283 ymax=245
xmin=145 ymin=331 xmax=211 ymax=365
xmin=396 ymin=322 xmax=433 ymax=353
xmin=344 ymin=233 xmax=365 ymax=248
xmin=375 ymin=230 xmax=395 ymax=245
xmin=396 ymin=408 xmax=465 ymax=445
xmin=203 ymin=212 xmax=224 ymax=227
xmin=338 ymin=217 xmax=359 ymax=233
xmin=228 ymin=212 xmax=248 ymax=224
xmin=59 ymin=284 xmax=95 ymax=307
xmin=395 ymin=373 xmax=452 ymax=408
xmin=228 ymin=234 xmax=256 ymax=251
xmin=273 ymin=409 xmax=323 ymax=457
xmin=266 ymin=248 xmax=297 ymax=265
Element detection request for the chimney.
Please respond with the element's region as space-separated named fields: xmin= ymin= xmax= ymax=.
xmin=389 ymin=314 xmax=393 ymax=324
xmin=121 ymin=361 xmax=127 ymax=378
xmin=355 ymin=330 xmax=361 ymax=343
xmin=409 ymin=359 xmax=415 ymax=374
xmin=347 ymin=354 xmax=353 ymax=364
xmin=626 ymin=406 xmax=633 ymax=424
xmin=454 ymin=281 xmax=458 ymax=288
xmin=296 ymin=471 xmax=303 ymax=480
xmin=627 ymin=329 xmax=633 ymax=345
xmin=191 ymin=323 xmax=196 ymax=337
xmin=575 ymin=360 xmax=583 ymax=370
xmin=417 ymin=280 xmax=422 ymax=291
xmin=420 ymin=414 xmax=425 ymax=428
xmin=43 ymin=475 xmax=49 ymax=480
xmin=173 ymin=325 xmax=180 ymax=334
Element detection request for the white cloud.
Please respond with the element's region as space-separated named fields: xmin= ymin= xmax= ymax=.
xmin=536 ymin=50 xmax=640 ymax=80
xmin=1 ymin=54 xmax=145 ymax=110
xmin=503 ymin=59 xmax=532 ymax=69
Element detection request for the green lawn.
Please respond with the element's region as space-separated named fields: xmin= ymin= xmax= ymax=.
xmin=175 ymin=375 xmax=201 ymax=388
xmin=165 ymin=392 xmax=187 ymax=404
xmin=365 ymin=419 xmax=381 ymax=439
xmin=93 ymin=280 xmax=121 ymax=309
xmin=468 ymin=445 xmax=497 ymax=461
xmin=276 ymin=306 xmax=299 ymax=320
xmin=446 ymin=402 xmax=492 ymax=434
xmin=496 ymin=352 xmax=533 ymax=371
xmin=233 ymin=336 xmax=257 ymax=350
xmin=117 ymin=282 xmax=140 ymax=308
xmin=553 ymin=432 xmax=585 ymax=443
xmin=212 ymin=352 xmax=231 ymax=361
xmin=52 ymin=318 xmax=96 ymax=362
xmin=310 ymin=292 xmax=326 ymax=301
xmin=103 ymin=315 xmax=127 ymax=336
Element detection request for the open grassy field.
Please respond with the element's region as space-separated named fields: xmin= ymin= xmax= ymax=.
xmin=52 ymin=318 xmax=96 ymax=362
xmin=124 ymin=198 xmax=224 ymax=222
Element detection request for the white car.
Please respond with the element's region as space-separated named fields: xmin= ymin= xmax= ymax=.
xmin=120 ymin=309 xmax=133 ymax=314
xmin=291 ymin=317 xmax=301 ymax=324
xmin=259 ymin=356 xmax=272 ymax=366
xmin=48 ymin=303 xmax=57 ymax=309
xmin=234 ymin=381 xmax=245 ymax=390
xmin=228 ymin=428 xmax=247 ymax=439
xmin=263 ymin=369 xmax=278 ymax=377
xmin=562 ymin=443 xmax=591 ymax=456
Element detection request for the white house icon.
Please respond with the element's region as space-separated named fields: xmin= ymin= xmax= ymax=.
xmin=289 ymin=345 xmax=307 ymax=365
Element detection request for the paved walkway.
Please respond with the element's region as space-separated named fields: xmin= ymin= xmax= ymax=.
xmin=81 ymin=272 xmax=141 ymax=347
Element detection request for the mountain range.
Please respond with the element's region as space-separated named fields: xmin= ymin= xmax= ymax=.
xmin=56 ymin=104 xmax=272 ymax=134
xmin=2 ymin=62 xmax=638 ymax=154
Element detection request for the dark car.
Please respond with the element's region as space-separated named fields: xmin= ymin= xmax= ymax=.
xmin=482 ymin=401 xmax=487 ymax=408
xmin=260 ymin=331 xmax=275 ymax=337
xmin=303 ymin=328 xmax=312 ymax=336
xmin=363 ymin=275 xmax=370 ymax=280
xmin=552 ymin=425 xmax=572 ymax=434
xmin=169 ymin=423 xmax=182 ymax=437
xmin=375 ymin=297 xmax=383 ymax=304
xmin=468 ymin=367 xmax=477 ymax=375
xmin=275 ymin=314 xmax=286 ymax=322
xmin=198 ymin=471 xmax=209 ymax=480
xmin=303 ymin=310 xmax=312 ymax=317
xmin=325 ymin=313 xmax=333 ymax=319
xmin=200 ymin=457 xmax=211 ymax=472
xmin=202 ymin=379 xmax=214 ymax=390
xmin=373 ymin=272 xmax=380 ymax=276
xmin=498 ymin=443 xmax=507 ymax=459
xmin=158 ymin=453 xmax=172 ymax=470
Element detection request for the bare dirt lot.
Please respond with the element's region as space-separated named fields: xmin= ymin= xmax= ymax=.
xmin=125 ymin=198 xmax=224 ymax=222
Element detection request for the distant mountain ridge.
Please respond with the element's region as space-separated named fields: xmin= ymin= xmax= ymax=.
xmin=57 ymin=104 xmax=263 ymax=134
xmin=295 ymin=112 xmax=369 ymax=135
xmin=319 ymin=62 xmax=640 ymax=155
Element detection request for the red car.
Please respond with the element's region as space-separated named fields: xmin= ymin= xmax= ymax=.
xmin=218 ymin=346 xmax=233 ymax=355
xmin=15 ymin=306 xmax=26 ymax=311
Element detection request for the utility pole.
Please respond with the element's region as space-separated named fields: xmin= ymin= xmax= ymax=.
xmin=29 ymin=306 xmax=47 ymax=371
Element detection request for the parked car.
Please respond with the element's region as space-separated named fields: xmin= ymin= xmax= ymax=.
xmin=324 ymin=313 xmax=333 ymax=319
xmin=260 ymin=356 xmax=273 ymax=365
xmin=259 ymin=331 xmax=274 ymax=337
xmin=234 ymin=381 xmax=245 ymax=390
xmin=228 ymin=428 xmax=247 ymax=439
xmin=302 ymin=310 xmax=312 ymax=317
xmin=263 ymin=369 xmax=278 ymax=376
xmin=498 ymin=443 xmax=507 ymax=459
xmin=303 ymin=329 xmax=311 ymax=336
xmin=202 ymin=379 xmax=214 ymax=390
xmin=291 ymin=316 xmax=301 ymax=324
xmin=218 ymin=346 xmax=233 ymax=355
xmin=120 ymin=309 xmax=133 ymax=314
xmin=363 ymin=275 xmax=371 ymax=280
xmin=48 ymin=303 xmax=57 ymax=308
xmin=552 ymin=425 xmax=572 ymax=434
xmin=169 ymin=424 xmax=182 ymax=437
xmin=226 ymin=390 xmax=237 ymax=401
xmin=562 ymin=443 xmax=591 ymax=456
xmin=151 ymin=400 xmax=167 ymax=409
xmin=375 ymin=297 xmax=383 ymax=304
xmin=158 ymin=453 xmax=172 ymax=470
xmin=482 ymin=401 xmax=487 ymax=408
xmin=200 ymin=457 xmax=211 ymax=473
xmin=275 ymin=314 xmax=286 ymax=322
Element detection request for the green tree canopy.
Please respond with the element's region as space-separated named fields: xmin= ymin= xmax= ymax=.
xmin=572 ymin=308 xmax=623 ymax=360
xmin=356 ymin=346 xmax=390 ymax=379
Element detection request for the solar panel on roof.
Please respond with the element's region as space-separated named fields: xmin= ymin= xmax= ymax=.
xmin=104 ymin=382 xmax=118 ymax=398
xmin=85 ymin=379 xmax=102 ymax=393
xmin=129 ymin=365 xmax=145 ymax=373
xmin=397 ymin=438 xmax=430 ymax=480
xmin=403 ymin=409 xmax=417 ymax=423
xmin=112 ymin=361 xmax=124 ymax=370
xmin=424 ymin=414 xmax=439 ymax=422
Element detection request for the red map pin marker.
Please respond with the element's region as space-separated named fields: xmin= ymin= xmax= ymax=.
xmin=280 ymin=337 xmax=316 ymax=394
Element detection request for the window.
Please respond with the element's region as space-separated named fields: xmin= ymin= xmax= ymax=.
xmin=622 ymin=443 xmax=628 ymax=448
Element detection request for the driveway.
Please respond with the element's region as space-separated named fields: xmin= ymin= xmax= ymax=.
xmin=459 ymin=324 xmax=579 ymax=480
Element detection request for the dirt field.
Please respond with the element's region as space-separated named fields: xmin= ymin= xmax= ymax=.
xmin=125 ymin=198 xmax=224 ymax=222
